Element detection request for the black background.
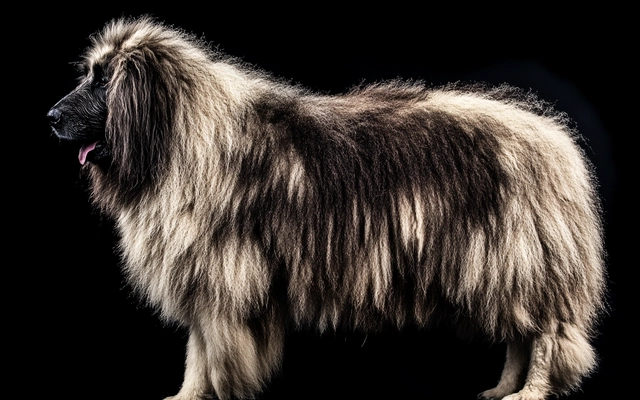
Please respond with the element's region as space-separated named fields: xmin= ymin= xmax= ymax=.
xmin=17 ymin=3 xmax=631 ymax=399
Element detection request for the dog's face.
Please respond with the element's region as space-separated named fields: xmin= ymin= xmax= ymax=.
xmin=48 ymin=62 xmax=110 ymax=166
xmin=47 ymin=31 xmax=179 ymax=207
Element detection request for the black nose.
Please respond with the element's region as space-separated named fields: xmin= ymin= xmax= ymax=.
xmin=47 ymin=108 xmax=62 ymax=126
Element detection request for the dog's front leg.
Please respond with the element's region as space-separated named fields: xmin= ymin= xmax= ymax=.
xmin=209 ymin=316 xmax=285 ymax=400
xmin=167 ymin=315 xmax=283 ymax=400
xmin=165 ymin=325 xmax=213 ymax=400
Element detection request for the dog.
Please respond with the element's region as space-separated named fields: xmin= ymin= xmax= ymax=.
xmin=48 ymin=16 xmax=606 ymax=400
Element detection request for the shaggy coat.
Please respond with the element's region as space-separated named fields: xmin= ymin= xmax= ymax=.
xmin=48 ymin=17 xmax=606 ymax=400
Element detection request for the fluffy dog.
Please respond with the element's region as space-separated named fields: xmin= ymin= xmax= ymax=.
xmin=48 ymin=16 xmax=606 ymax=400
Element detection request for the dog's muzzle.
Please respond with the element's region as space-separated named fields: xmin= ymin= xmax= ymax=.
xmin=47 ymin=105 xmax=109 ymax=165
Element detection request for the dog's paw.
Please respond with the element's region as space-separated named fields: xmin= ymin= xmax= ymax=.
xmin=478 ymin=386 xmax=514 ymax=399
xmin=164 ymin=394 xmax=216 ymax=400
xmin=500 ymin=390 xmax=546 ymax=400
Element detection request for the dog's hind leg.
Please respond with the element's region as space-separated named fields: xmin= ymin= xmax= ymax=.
xmin=489 ymin=322 xmax=596 ymax=400
xmin=500 ymin=334 xmax=553 ymax=400
xmin=479 ymin=339 xmax=529 ymax=399
xmin=165 ymin=325 xmax=213 ymax=400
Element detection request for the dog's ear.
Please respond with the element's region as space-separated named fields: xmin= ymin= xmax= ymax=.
xmin=106 ymin=52 xmax=175 ymax=191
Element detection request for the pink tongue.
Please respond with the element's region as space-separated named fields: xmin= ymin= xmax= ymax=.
xmin=79 ymin=142 xmax=98 ymax=165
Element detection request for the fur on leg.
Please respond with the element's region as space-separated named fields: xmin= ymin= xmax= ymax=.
xmin=498 ymin=321 xmax=597 ymax=400
xmin=479 ymin=340 xmax=529 ymax=399
xmin=166 ymin=327 xmax=212 ymax=400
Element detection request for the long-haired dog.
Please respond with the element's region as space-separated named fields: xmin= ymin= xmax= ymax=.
xmin=48 ymin=17 xmax=606 ymax=400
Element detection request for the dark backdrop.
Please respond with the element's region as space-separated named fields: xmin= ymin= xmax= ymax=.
xmin=17 ymin=4 xmax=630 ymax=399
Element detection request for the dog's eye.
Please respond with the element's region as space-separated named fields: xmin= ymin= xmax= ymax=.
xmin=94 ymin=75 xmax=109 ymax=89
xmin=91 ymin=64 xmax=109 ymax=89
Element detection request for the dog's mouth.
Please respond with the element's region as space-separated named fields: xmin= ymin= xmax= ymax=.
xmin=79 ymin=141 xmax=98 ymax=165
xmin=78 ymin=140 xmax=110 ymax=165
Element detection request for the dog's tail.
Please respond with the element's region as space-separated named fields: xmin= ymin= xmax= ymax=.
xmin=548 ymin=322 xmax=597 ymax=395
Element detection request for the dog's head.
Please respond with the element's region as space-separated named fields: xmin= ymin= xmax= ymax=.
xmin=48 ymin=17 xmax=180 ymax=203
xmin=48 ymin=61 xmax=110 ymax=166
